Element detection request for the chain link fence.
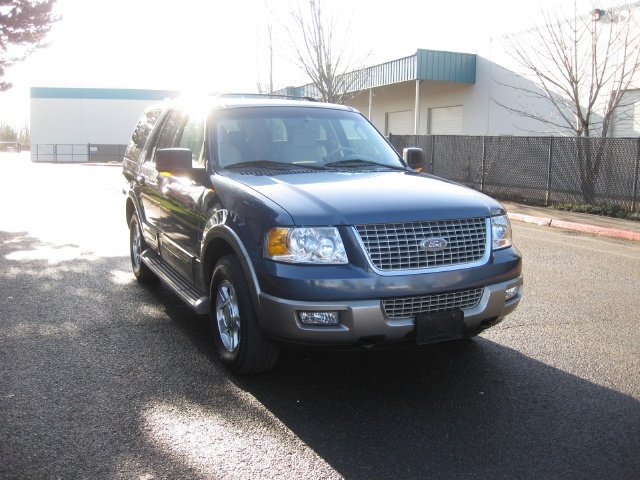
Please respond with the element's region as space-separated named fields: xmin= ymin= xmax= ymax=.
xmin=0 ymin=141 xmax=23 ymax=152
xmin=389 ymin=135 xmax=640 ymax=213
xmin=31 ymin=144 xmax=127 ymax=163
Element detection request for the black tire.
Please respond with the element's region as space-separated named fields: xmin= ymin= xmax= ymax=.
xmin=129 ymin=214 xmax=158 ymax=283
xmin=210 ymin=255 xmax=280 ymax=374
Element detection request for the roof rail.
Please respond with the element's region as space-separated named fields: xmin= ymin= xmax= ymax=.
xmin=210 ymin=92 xmax=317 ymax=102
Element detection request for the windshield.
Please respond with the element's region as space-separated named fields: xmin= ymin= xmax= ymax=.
xmin=211 ymin=106 xmax=404 ymax=170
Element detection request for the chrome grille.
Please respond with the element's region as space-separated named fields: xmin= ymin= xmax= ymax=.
xmin=355 ymin=218 xmax=487 ymax=272
xmin=382 ymin=288 xmax=484 ymax=319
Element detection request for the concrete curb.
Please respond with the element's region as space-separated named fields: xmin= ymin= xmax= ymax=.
xmin=508 ymin=213 xmax=640 ymax=242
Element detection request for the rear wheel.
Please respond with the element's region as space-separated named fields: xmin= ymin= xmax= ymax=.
xmin=210 ymin=255 xmax=280 ymax=374
xmin=129 ymin=214 xmax=158 ymax=283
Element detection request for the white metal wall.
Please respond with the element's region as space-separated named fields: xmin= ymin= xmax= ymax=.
xmin=612 ymin=89 xmax=640 ymax=137
xmin=30 ymin=97 xmax=156 ymax=146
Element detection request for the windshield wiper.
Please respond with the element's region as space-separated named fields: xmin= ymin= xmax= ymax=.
xmin=225 ymin=160 xmax=326 ymax=170
xmin=324 ymin=158 xmax=406 ymax=170
xmin=226 ymin=160 xmax=296 ymax=169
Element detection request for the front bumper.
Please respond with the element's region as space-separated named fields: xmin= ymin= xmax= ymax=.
xmin=256 ymin=275 xmax=523 ymax=347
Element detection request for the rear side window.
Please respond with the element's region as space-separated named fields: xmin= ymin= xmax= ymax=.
xmin=125 ymin=109 xmax=162 ymax=164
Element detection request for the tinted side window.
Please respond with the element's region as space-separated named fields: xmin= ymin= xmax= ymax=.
xmin=178 ymin=115 xmax=205 ymax=167
xmin=155 ymin=110 xmax=185 ymax=153
xmin=125 ymin=109 xmax=162 ymax=163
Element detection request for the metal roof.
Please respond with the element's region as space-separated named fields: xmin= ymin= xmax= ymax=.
xmin=416 ymin=49 xmax=476 ymax=83
xmin=278 ymin=49 xmax=476 ymax=98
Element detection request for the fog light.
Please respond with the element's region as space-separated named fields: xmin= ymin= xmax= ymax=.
xmin=298 ymin=311 xmax=340 ymax=326
xmin=505 ymin=286 xmax=518 ymax=301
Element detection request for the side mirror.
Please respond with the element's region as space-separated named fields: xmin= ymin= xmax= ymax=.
xmin=403 ymin=147 xmax=425 ymax=171
xmin=156 ymin=148 xmax=192 ymax=172
xmin=155 ymin=147 xmax=208 ymax=184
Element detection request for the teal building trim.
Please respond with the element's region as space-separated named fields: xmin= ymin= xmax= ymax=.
xmin=416 ymin=49 xmax=476 ymax=84
xmin=30 ymin=87 xmax=181 ymax=101
xmin=276 ymin=48 xmax=476 ymax=98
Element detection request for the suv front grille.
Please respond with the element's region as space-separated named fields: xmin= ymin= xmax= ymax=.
xmin=382 ymin=288 xmax=484 ymax=319
xmin=355 ymin=218 xmax=488 ymax=272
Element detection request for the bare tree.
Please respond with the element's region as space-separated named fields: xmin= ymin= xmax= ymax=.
xmin=256 ymin=17 xmax=275 ymax=94
xmin=281 ymin=0 xmax=370 ymax=104
xmin=496 ymin=2 xmax=640 ymax=203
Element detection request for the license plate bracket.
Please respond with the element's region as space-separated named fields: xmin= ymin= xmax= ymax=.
xmin=415 ymin=311 xmax=464 ymax=345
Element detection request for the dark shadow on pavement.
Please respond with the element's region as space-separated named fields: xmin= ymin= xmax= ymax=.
xmin=234 ymin=341 xmax=640 ymax=479
xmin=2 ymin=230 xmax=639 ymax=480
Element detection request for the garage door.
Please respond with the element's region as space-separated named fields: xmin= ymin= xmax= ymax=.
xmin=429 ymin=105 xmax=463 ymax=135
xmin=612 ymin=90 xmax=640 ymax=137
xmin=386 ymin=110 xmax=414 ymax=135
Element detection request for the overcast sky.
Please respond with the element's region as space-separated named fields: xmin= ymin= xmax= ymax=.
xmin=0 ymin=0 xmax=589 ymax=125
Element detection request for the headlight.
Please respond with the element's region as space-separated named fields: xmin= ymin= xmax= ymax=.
xmin=491 ymin=215 xmax=513 ymax=250
xmin=265 ymin=227 xmax=348 ymax=264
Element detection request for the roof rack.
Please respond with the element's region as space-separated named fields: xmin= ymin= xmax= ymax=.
xmin=210 ymin=92 xmax=317 ymax=102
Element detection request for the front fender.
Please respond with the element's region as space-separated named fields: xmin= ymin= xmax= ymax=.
xmin=200 ymin=222 xmax=262 ymax=310
xmin=125 ymin=187 xmax=144 ymax=226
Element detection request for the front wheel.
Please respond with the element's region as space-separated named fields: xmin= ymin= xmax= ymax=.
xmin=210 ymin=255 xmax=280 ymax=374
xmin=129 ymin=214 xmax=158 ymax=283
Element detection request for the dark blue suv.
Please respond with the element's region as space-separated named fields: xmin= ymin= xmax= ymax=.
xmin=123 ymin=95 xmax=523 ymax=374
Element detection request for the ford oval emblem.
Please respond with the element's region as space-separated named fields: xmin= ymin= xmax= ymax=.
xmin=420 ymin=237 xmax=448 ymax=252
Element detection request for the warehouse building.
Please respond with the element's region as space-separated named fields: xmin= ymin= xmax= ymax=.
xmin=30 ymin=87 xmax=180 ymax=162
xmin=279 ymin=48 xmax=640 ymax=138
xmin=29 ymin=47 xmax=639 ymax=163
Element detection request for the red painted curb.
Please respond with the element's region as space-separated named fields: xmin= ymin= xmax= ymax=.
xmin=507 ymin=213 xmax=552 ymax=227
xmin=508 ymin=213 xmax=640 ymax=242
xmin=549 ymin=220 xmax=640 ymax=242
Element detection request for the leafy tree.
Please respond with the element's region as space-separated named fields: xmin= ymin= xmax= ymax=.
xmin=0 ymin=0 xmax=58 ymax=91
xmin=0 ymin=122 xmax=17 ymax=141
xmin=18 ymin=120 xmax=28 ymax=146
xmin=497 ymin=2 xmax=640 ymax=203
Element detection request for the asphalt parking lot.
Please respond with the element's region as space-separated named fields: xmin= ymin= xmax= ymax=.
xmin=1 ymin=153 xmax=639 ymax=479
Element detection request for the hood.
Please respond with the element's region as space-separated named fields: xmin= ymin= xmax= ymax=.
xmin=230 ymin=170 xmax=505 ymax=225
